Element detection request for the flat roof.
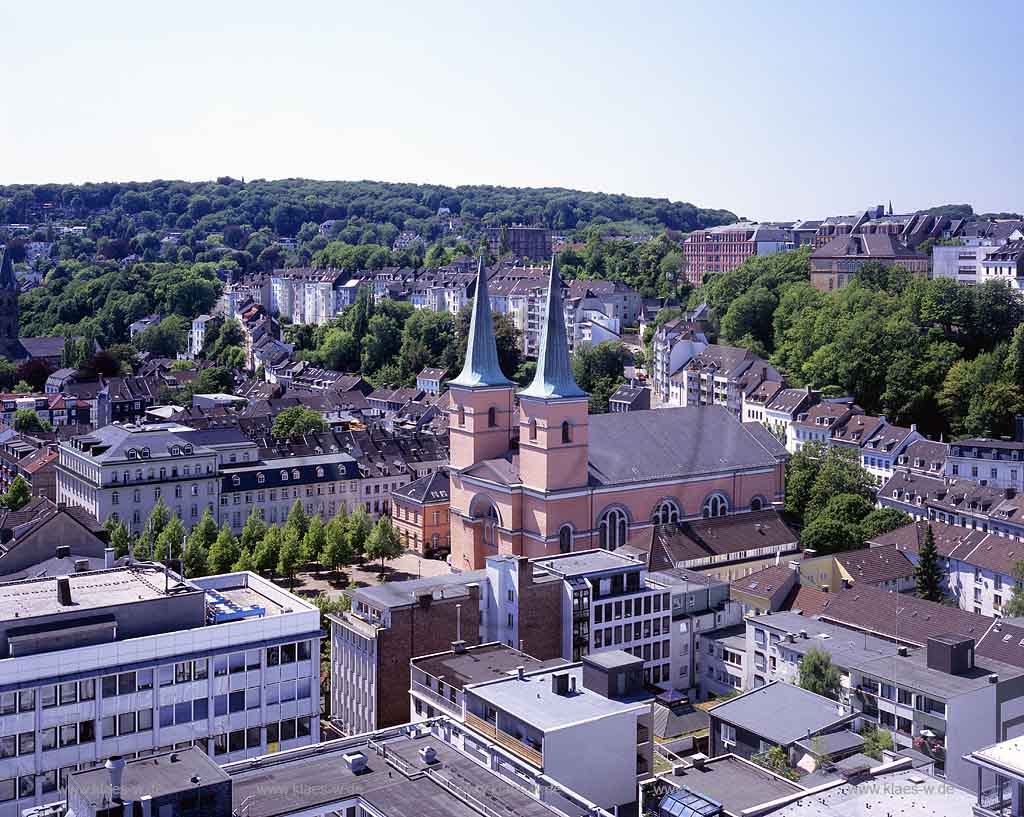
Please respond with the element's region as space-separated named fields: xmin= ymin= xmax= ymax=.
xmin=228 ymin=732 xmax=584 ymax=817
xmin=351 ymin=570 xmax=487 ymax=609
xmin=584 ymin=649 xmax=642 ymax=670
xmin=851 ymin=650 xmax=1024 ymax=699
xmin=0 ymin=565 xmax=190 ymax=621
xmin=70 ymin=748 xmax=228 ymax=806
xmin=469 ymin=665 xmax=645 ymax=731
xmin=971 ymin=735 xmax=1024 ymax=777
xmin=532 ymin=549 xmax=640 ymax=578
xmin=708 ymin=682 xmax=852 ymax=746
xmin=666 ymin=755 xmax=803 ymax=815
xmin=751 ymin=612 xmax=904 ymax=668
xmin=769 ymin=768 xmax=974 ymax=817
xmin=412 ymin=643 xmax=566 ymax=690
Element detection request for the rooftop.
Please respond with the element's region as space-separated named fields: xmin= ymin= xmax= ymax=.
xmin=412 ymin=643 xmax=565 ymax=690
xmin=664 ymin=755 xmax=803 ymax=816
xmin=970 ymin=734 xmax=1024 ymax=778
xmin=708 ymin=681 xmax=853 ymax=745
xmin=532 ymin=548 xmax=641 ymax=578
xmin=348 ymin=570 xmax=487 ymax=610
xmin=851 ymin=648 xmax=1024 ymax=699
xmin=69 ymin=748 xmax=228 ymax=807
xmin=468 ymin=664 xmax=646 ymax=731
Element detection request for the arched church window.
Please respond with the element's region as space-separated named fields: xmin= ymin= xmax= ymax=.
xmin=598 ymin=508 xmax=628 ymax=550
xmin=703 ymin=493 xmax=729 ymax=518
xmin=488 ymin=406 xmax=497 ymax=427
xmin=529 ymin=418 xmax=537 ymax=441
xmin=561 ymin=421 xmax=571 ymax=444
xmin=558 ymin=525 xmax=572 ymax=554
xmin=652 ymin=499 xmax=680 ymax=526
xmin=750 ymin=496 xmax=765 ymax=512
xmin=458 ymin=405 xmax=465 ymax=426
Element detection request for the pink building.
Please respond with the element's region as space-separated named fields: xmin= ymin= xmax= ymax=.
xmin=448 ymin=257 xmax=789 ymax=572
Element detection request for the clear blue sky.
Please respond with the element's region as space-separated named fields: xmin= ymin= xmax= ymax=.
xmin=1 ymin=0 xmax=1020 ymax=220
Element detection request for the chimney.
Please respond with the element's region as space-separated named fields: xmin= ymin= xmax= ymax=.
xmin=105 ymin=547 xmax=116 ymax=569
xmin=517 ymin=665 xmax=525 ymax=680
xmin=56 ymin=545 xmax=71 ymax=560
xmin=897 ymin=645 xmax=909 ymax=657
xmin=452 ymin=640 xmax=467 ymax=654
xmin=551 ymin=673 xmax=570 ymax=696
xmin=105 ymin=756 xmax=126 ymax=802
xmin=56 ymin=576 xmax=73 ymax=606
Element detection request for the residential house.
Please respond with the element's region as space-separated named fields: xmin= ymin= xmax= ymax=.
xmin=390 ymin=469 xmax=450 ymax=557
xmin=682 ymin=223 xmax=792 ymax=286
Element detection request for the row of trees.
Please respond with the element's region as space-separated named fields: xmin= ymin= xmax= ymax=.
xmin=106 ymin=498 xmax=404 ymax=585
xmin=693 ymin=248 xmax=1024 ymax=438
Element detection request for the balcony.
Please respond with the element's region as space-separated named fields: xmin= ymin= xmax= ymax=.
xmin=410 ymin=680 xmax=460 ymax=717
xmin=465 ymin=711 xmax=543 ymax=768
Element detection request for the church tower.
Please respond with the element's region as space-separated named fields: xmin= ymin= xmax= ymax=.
xmin=0 ymin=247 xmax=19 ymax=352
xmin=518 ymin=256 xmax=590 ymax=493
xmin=447 ymin=257 xmax=516 ymax=470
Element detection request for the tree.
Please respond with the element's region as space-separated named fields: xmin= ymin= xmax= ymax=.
xmin=239 ymin=507 xmax=268 ymax=555
xmin=107 ymin=518 xmax=131 ymax=558
xmin=798 ymin=646 xmax=841 ymax=700
xmin=347 ymin=507 xmax=372 ymax=561
xmin=277 ymin=527 xmax=304 ymax=587
xmin=208 ymin=523 xmax=241 ymax=575
xmin=800 ymin=517 xmax=861 ymax=554
xmin=139 ymin=498 xmax=171 ymax=560
xmin=0 ymin=474 xmax=32 ymax=511
xmin=231 ymin=548 xmax=257 ymax=574
xmin=284 ymin=498 xmax=310 ymax=541
xmin=154 ymin=516 xmax=186 ymax=563
xmin=12 ymin=408 xmax=53 ymax=433
xmin=805 ymin=447 xmax=875 ymax=525
xmin=752 ymin=745 xmax=798 ymax=781
xmin=1004 ymin=562 xmax=1024 ymax=618
xmin=254 ymin=527 xmax=282 ymax=576
xmin=861 ymin=723 xmax=893 ymax=761
xmin=858 ymin=507 xmax=911 ymax=542
xmin=915 ymin=524 xmax=945 ymax=602
xmin=321 ymin=510 xmax=354 ymax=573
xmin=183 ymin=508 xmax=218 ymax=577
xmin=135 ymin=315 xmax=186 ymax=357
xmin=364 ymin=517 xmax=404 ymax=572
xmin=819 ymin=493 xmax=874 ymax=528
xmin=303 ymin=515 xmax=327 ymax=569
xmin=271 ymin=405 xmax=327 ymax=438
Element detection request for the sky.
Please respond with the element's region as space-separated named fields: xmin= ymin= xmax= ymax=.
xmin=1 ymin=0 xmax=1021 ymax=220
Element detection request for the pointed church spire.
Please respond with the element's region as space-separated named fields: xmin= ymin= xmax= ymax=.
xmin=449 ymin=257 xmax=514 ymax=389
xmin=519 ymin=255 xmax=586 ymax=400
xmin=888 ymin=200 xmax=894 ymax=216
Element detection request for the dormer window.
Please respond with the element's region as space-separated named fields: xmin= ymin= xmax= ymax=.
xmin=280 ymin=470 xmax=289 ymax=481
xmin=127 ymin=449 xmax=137 ymax=459
xmin=292 ymin=469 xmax=300 ymax=480
xmin=170 ymin=446 xmax=179 ymax=456
xmin=141 ymin=447 xmax=151 ymax=458
xmin=257 ymin=473 xmax=265 ymax=484
xmin=232 ymin=475 xmax=240 ymax=486
xmin=183 ymin=445 xmax=193 ymax=455
xmin=316 ymin=467 xmax=325 ymax=478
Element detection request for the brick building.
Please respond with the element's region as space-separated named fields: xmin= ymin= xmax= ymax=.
xmin=681 ymin=223 xmax=791 ymax=285
xmin=390 ymin=469 xmax=450 ymax=557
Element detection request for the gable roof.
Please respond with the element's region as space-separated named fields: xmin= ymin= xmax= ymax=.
xmin=835 ymin=545 xmax=915 ymax=585
xmin=391 ymin=469 xmax=449 ymax=505
xmin=708 ymin=681 xmax=852 ymax=745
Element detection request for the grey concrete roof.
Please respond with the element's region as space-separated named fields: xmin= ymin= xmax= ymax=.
xmin=532 ymin=549 xmax=640 ymax=578
xmin=412 ymin=643 xmax=565 ymax=690
xmin=850 ymin=649 xmax=1024 ymax=699
xmin=708 ymin=682 xmax=852 ymax=745
xmin=666 ymin=756 xmax=803 ymax=815
xmin=349 ymin=570 xmax=487 ymax=609
xmin=69 ymin=748 xmax=228 ymax=806
xmin=468 ymin=665 xmax=644 ymax=731
xmin=793 ymin=730 xmax=865 ymax=757
xmin=587 ymin=405 xmax=787 ymax=485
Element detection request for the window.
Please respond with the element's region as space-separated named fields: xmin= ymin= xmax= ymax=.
xmin=598 ymin=508 xmax=628 ymax=550
xmin=750 ymin=496 xmax=764 ymax=511
xmin=458 ymin=405 xmax=465 ymax=426
xmin=529 ymin=418 xmax=537 ymax=440
xmin=561 ymin=421 xmax=571 ymax=444
xmin=488 ymin=406 xmax=497 ymax=427
xmin=652 ymin=499 xmax=680 ymax=526
xmin=702 ymin=493 xmax=729 ymax=518
xmin=720 ymin=723 xmax=736 ymax=745
xmin=559 ymin=525 xmax=572 ymax=554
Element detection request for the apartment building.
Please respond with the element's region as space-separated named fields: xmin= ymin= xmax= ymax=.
xmin=682 ymin=223 xmax=791 ymax=286
xmin=389 ymin=469 xmax=450 ymax=557
xmin=649 ymin=315 xmax=709 ymax=405
xmin=666 ymin=345 xmax=780 ymax=416
xmin=608 ymin=382 xmax=651 ymax=412
xmin=981 ymin=240 xmax=1024 ymax=289
xmin=810 ymin=233 xmax=929 ymax=292
xmin=461 ymin=654 xmax=652 ymax=810
xmin=415 ymin=367 xmax=446 ymax=396
xmin=485 ymin=225 xmax=552 ymax=260
xmin=56 ymin=424 xmax=225 ymax=534
xmin=947 ymin=435 xmax=1024 ymax=489
xmin=787 ymin=400 xmax=863 ymax=452
xmin=219 ymin=453 xmax=361 ymax=531
xmin=187 ymin=314 xmax=221 ymax=358
xmin=0 ymin=566 xmax=321 ymax=817
xmin=269 ymin=268 xmax=348 ymax=325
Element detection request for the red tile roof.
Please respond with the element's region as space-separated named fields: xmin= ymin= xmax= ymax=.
xmin=835 ymin=545 xmax=915 ymax=586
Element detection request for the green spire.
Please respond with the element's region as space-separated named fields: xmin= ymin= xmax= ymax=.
xmin=519 ymin=255 xmax=586 ymax=400
xmin=0 ymin=247 xmax=14 ymax=290
xmin=449 ymin=257 xmax=514 ymax=389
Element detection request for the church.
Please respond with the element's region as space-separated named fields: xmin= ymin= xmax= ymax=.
xmin=448 ymin=258 xmax=789 ymax=571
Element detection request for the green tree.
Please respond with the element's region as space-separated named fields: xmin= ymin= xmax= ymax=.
xmin=231 ymin=547 xmax=257 ymax=573
xmin=278 ymin=527 xmax=304 ymax=587
xmin=285 ymin=499 xmax=310 ymax=540
xmin=239 ymin=506 xmax=268 ymax=555
xmin=12 ymin=408 xmax=53 ymax=433
xmin=798 ymin=646 xmax=841 ymax=700
xmin=805 ymin=446 xmax=875 ymax=525
xmin=800 ymin=517 xmax=861 ymax=554
xmin=858 ymin=507 xmax=912 ymax=542
xmin=321 ymin=510 xmax=354 ymax=573
xmin=254 ymin=527 xmax=283 ymax=576
xmin=139 ymin=498 xmax=171 ymax=560
xmin=271 ymin=405 xmax=327 ymax=438
xmin=365 ymin=517 xmax=404 ymax=572
xmin=819 ymin=493 xmax=874 ymax=528
xmin=303 ymin=515 xmax=327 ymax=568
xmin=752 ymin=745 xmax=798 ymax=781
xmin=154 ymin=515 xmax=186 ymax=563
xmin=915 ymin=524 xmax=945 ymax=602
xmin=861 ymin=723 xmax=893 ymax=761
xmin=347 ymin=507 xmax=372 ymax=561
xmin=0 ymin=474 xmax=32 ymax=511
xmin=135 ymin=315 xmax=186 ymax=357
xmin=183 ymin=508 xmax=218 ymax=577
xmin=106 ymin=518 xmax=131 ymax=559
xmin=208 ymin=523 xmax=241 ymax=575
xmin=1004 ymin=562 xmax=1024 ymax=617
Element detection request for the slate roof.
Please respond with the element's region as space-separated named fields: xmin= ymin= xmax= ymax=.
xmin=835 ymin=545 xmax=915 ymax=585
xmin=391 ymin=469 xmax=449 ymax=505
xmin=812 ymin=234 xmax=926 ymax=260
xmin=782 ymin=584 xmax=832 ymax=617
xmin=708 ymin=681 xmax=853 ymax=746
xmin=730 ymin=564 xmax=798 ymax=604
xmin=830 ymin=414 xmax=885 ymax=446
xmin=976 ymin=620 xmax=1024 ymax=667
xmin=900 ymin=439 xmax=947 ymax=472
xmin=766 ymin=387 xmax=816 ymax=415
xmin=817 ymin=584 xmax=997 ymax=651
xmin=587 ymin=406 xmax=787 ymax=486
xmin=651 ymin=510 xmax=799 ymax=570
xmin=417 ymin=368 xmax=447 ymax=380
